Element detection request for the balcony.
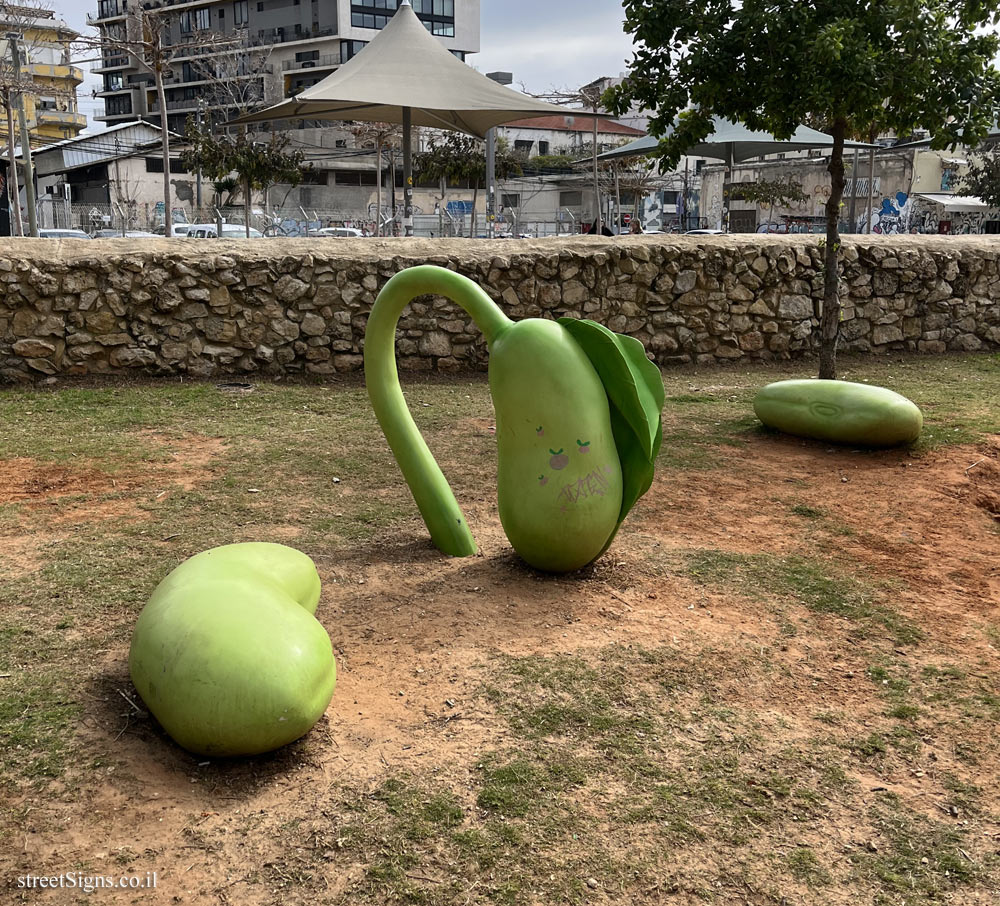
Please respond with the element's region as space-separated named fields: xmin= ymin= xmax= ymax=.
xmin=251 ymin=27 xmax=336 ymax=47
xmin=36 ymin=109 xmax=88 ymax=129
xmin=281 ymin=53 xmax=339 ymax=71
xmin=87 ymin=5 xmax=127 ymax=24
xmin=91 ymin=57 xmax=130 ymax=73
xmin=26 ymin=63 xmax=85 ymax=82
xmin=162 ymin=64 xmax=271 ymax=86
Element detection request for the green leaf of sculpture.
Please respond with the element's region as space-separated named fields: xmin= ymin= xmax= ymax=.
xmin=557 ymin=317 xmax=664 ymax=524
xmin=558 ymin=318 xmax=664 ymax=460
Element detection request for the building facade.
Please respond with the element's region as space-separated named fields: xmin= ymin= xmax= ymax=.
xmin=701 ymin=142 xmax=1000 ymax=235
xmin=0 ymin=5 xmax=85 ymax=147
xmin=92 ymin=0 xmax=480 ymax=135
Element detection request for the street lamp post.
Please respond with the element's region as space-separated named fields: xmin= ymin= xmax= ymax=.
xmin=485 ymin=71 xmax=512 ymax=240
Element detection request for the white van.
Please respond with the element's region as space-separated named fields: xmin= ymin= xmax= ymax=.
xmin=187 ymin=223 xmax=264 ymax=239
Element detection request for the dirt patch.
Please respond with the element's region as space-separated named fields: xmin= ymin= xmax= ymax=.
xmin=6 ymin=434 xmax=1000 ymax=904
xmin=0 ymin=435 xmax=227 ymax=576
xmin=0 ymin=458 xmax=114 ymax=505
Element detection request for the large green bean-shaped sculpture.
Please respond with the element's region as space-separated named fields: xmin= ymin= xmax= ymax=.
xmin=365 ymin=265 xmax=664 ymax=573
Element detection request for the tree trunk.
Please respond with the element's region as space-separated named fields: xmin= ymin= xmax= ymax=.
xmin=375 ymin=139 xmax=383 ymax=237
xmin=819 ymin=118 xmax=847 ymax=380
xmin=244 ymin=176 xmax=251 ymax=239
xmin=5 ymin=96 xmax=23 ymax=237
xmin=592 ymin=103 xmax=601 ymax=234
xmin=470 ymin=182 xmax=478 ymax=238
xmin=154 ymin=61 xmax=172 ymax=238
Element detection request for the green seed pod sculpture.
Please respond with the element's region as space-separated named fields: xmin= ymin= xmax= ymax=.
xmin=754 ymin=379 xmax=923 ymax=447
xmin=365 ymin=265 xmax=664 ymax=573
xmin=129 ymin=543 xmax=337 ymax=756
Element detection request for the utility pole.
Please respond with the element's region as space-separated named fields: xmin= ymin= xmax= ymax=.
xmin=7 ymin=32 xmax=38 ymax=237
xmin=195 ymin=100 xmax=203 ymax=210
xmin=847 ymin=146 xmax=859 ymax=234
xmin=485 ymin=71 xmax=512 ymax=240
xmin=4 ymin=88 xmax=23 ymax=236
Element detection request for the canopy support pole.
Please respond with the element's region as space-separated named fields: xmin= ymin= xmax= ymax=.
xmin=403 ymin=106 xmax=413 ymax=237
xmin=723 ymin=143 xmax=734 ymax=232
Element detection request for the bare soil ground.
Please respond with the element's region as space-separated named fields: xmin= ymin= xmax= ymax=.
xmin=1 ymin=362 xmax=998 ymax=905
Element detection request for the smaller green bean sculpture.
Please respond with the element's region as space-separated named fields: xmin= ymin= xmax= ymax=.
xmin=365 ymin=266 xmax=664 ymax=573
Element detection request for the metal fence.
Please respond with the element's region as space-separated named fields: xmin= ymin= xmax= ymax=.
xmin=29 ymin=198 xmax=709 ymax=238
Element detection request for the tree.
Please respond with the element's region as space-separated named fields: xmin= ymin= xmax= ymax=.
xmin=956 ymin=145 xmax=1000 ymax=208
xmin=1 ymin=0 xmax=64 ymax=236
xmin=736 ymin=177 xmax=809 ymax=231
xmin=78 ymin=9 xmax=233 ymax=237
xmin=181 ymin=123 xmax=308 ymax=237
xmin=415 ymin=134 xmax=522 ymax=237
xmin=606 ymin=0 xmax=1000 ymax=378
xmin=352 ymin=121 xmax=401 ymax=236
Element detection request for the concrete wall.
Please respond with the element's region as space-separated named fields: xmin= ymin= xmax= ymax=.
xmin=1 ymin=235 xmax=998 ymax=383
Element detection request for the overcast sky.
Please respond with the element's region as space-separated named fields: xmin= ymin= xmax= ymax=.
xmin=56 ymin=0 xmax=638 ymax=133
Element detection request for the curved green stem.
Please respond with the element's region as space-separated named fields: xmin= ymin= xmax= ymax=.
xmin=364 ymin=265 xmax=512 ymax=557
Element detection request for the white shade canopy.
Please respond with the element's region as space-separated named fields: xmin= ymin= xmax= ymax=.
xmin=229 ymin=2 xmax=571 ymax=137
xmin=597 ymin=117 xmax=877 ymax=163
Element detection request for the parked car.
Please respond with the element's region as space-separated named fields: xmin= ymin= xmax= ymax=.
xmin=92 ymin=230 xmax=161 ymax=239
xmin=684 ymin=228 xmax=726 ymax=235
xmin=314 ymin=227 xmax=365 ymax=238
xmin=151 ymin=224 xmax=194 ymax=236
xmin=37 ymin=229 xmax=91 ymax=239
xmin=186 ymin=223 xmax=264 ymax=239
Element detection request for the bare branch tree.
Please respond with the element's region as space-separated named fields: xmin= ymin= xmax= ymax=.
xmin=1 ymin=0 xmax=69 ymax=236
xmin=77 ymin=10 xmax=235 ymax=236
xmin=352 ymin=121 xmax=401 ymax=236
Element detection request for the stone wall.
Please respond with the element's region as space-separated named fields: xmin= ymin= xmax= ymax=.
xmin=1 ymin=235 xmax=998 ymax=382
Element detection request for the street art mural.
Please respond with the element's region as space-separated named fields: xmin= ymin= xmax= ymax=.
xmin=858 ymin=192 xmax=914 ymax=234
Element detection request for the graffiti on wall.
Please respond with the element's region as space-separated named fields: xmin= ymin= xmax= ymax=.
xmin=856 ymin=192 xmax=914 ymax=234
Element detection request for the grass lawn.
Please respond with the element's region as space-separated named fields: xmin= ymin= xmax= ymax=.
xmin=1 ymin=352 xmax=998 ymax=905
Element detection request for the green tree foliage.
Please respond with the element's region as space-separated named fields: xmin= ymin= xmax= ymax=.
xmin=606 ymin=0 xmax=1000 ymax=378
xmin=415 ymin=134 xmax=523 ymax=235
xmin=735 ymin=177 xmax=808 ymax=210
xmin=181 ymin=122 xmax=308 ymax=237
xmin=956 ymin=145 xmax=1000 ymax=208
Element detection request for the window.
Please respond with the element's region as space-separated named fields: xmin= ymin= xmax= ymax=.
xmin=559 ymin=190 xmax=583 ymax=207
xmin=103 ymin=72 xmax=124 ymax=91
xmin=353 ymin=0 xmax=450 ymax=33
xmin=257 ymin=2 xmax=263 ymax=10
xmin=340 ymin=40 xmax=366 ymax=62
xmin=105 ymin=95 xmax=132 ymax=116
xmin=219 ymin=9 xmax=225 ymax=21
xmin=145 ymin=158 xmax=189 ymax=174
xmin=234 ymin=0 xmax=248 ymax=25
xmin=300 ymin=169 xmax=329 ymax=185
xmin=501 ymin=193 xmax=520 ymax=209
xmin=296 ymin=50 xmax=319 ymax=62
xmin=179 ymin=11 xmax=191 ymax=32
xmin=194 ymin=7 xmax=211 ymax=28
xmin=538 ymin=140 xmax=549 ymax=155
xmin=514 ymin=139 xmax=533 ymax=154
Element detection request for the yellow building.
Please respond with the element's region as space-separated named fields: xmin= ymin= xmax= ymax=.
xmin=0 ymin=5 xmax=85 ymax=147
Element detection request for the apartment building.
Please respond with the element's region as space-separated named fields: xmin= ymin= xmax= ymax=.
xmin=92 ymin=0 xmax=480 ymax=135
xmin=0 ymin=5 xmax=85 ymax=147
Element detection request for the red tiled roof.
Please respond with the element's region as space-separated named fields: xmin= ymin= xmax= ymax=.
xmin=500 ymin=115 xmax=644 ymax=135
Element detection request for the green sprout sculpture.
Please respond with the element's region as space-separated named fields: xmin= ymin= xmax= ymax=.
xmin=365 ymin=265 xmax=664 ymax=573
xmin=129 ymin=543 xmax=337 ymax=756
xmin=754 ymin=379 xmax=923 ymax=447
